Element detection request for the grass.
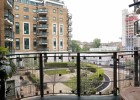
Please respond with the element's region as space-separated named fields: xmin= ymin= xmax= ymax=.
xmin=45 ymin=69 xmax=70 ymax=75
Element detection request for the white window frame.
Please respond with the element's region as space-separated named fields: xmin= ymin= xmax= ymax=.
xmin=59 ymin=24 xmax=63 ymax=36
xmin=23 ymin=22 xmax=30 ymax=35
xmin=15 ymin=14 xmax=19 ymax=18
xmin=52 ymin=23 xmax=57 ymax=35
xmin=23 ymin=37 xmax=30 ymax=50
xmin=15 ymin=5 xmax=19 ymax=10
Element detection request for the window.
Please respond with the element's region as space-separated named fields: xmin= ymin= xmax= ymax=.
xmin=33 ymin=24 xmax=36 ymax=33
xmin=60 ymin=39 xmax=63 ymax=49
xmin=53 ymin=38 xmax=56 ymax=49
xmin=53 ymin=23 xmax=56 ymax=35
xmin=53 ymin=9 xmax=56 ymax=13
xmin=24 ymin=38 xmax=29 ymax=49
xmin=15 ymin=14 xmax=19 ymax=18
xmin=33 ymin=39 xmax=37 ymax=48
xmin=59 ymin=18 xmax=63 ymax=21
xmin=24 ymin=23 xmax=29 ymax=34
xmin=33 ymin=9 xmax=37 ymax=13
xmin=15 ymin=22 xmax=19 ymax=34
xmin=15 ymin=5 xmax=19 ymax=10
xmin=24 ymin=7 xmax=29 ymax=12
xmin=59 ymin=24 xmax=63 ymax=35
xmin=60 ymin=10 xmax=63 ymax=14
xmin=33 ymin=17 xmax=37 ymax=21
xmin=53 ymin=17 xmax=56 ymax=21
xmin=24 ymin=15 xmax=29 ymax=19
xmin=16 ymin=38 xmax=20 ymax=50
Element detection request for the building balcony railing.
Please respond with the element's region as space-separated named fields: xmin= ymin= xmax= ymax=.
xmin=68 ymin=20 xmax=72 ymax=26
xmin=6 ymin=50 xmax=140 ymax=99
xmin=37 ymin=25 xmax=48 ymax=30
xmin=68 ymin=13 xmax=72 ymax=19
xmin=38 ymin=40 xmax=48 ymax=45
xmin=37 ymin=9 xmax=48 ymax=14
xmin=4 ymin=10 xmax=14 ymax=25
xmin=38 ymin=17 xmax=48 ymax=22
xmin=5 ymin=0 xmax=14 ymax=9
xmin=67 ymin=33 xmax=72 ymax=37
xmin=68 ymin=27 xmax=72 ymax=32
xmin=5 ymin=30 xmax=13 ymax=41
xmin=38 ymin=32 xmax=48 ymax=37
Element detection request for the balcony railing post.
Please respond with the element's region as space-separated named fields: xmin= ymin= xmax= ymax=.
xmin=39 ymin=54 xmax=44 ymax=97
xmin=113 ymin=52 xmax=117 ymax=96
xmin=77 ymin=53 xmax=80 ymax=97
xmin=134 ymin=50 xmax=139 ymax=86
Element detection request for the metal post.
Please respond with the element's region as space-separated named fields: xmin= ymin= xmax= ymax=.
xmin=113 ymin=52 xmax=117 ymax=96
xmin=134 ymin=50 xmax=139 ymax=86
xmin=39 ymin=54 xmax=44 ymax=97
xmin=77 ymin=53 xmax=80 ymax=97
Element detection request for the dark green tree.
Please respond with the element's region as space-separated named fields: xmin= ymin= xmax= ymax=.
xmin=82 ymin=43 xmax=89 ymax=51
xmin=92 ymin=38 xmax=101 ymax=48
xmin=70 ymin=40 xmax=81 ymax=52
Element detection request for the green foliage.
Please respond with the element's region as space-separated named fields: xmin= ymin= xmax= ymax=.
xmin=45 ymin=69 xmax=70 ymax=75
xmin=45 ymin=62 xmax=75 ymax=68
xmin=82 ymin=43 xmax=89 ymax=51
xmin=71 ymin=40 xmax=82 ymax=52
xmin=0 ymin=46 xmax=16 ymax=79
xmin=92 ymin=38 xmax=101 ymax=48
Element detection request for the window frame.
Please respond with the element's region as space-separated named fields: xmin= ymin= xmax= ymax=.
xmin=15 ymin=22 xmax=20 ymax=34
xmin=16 ymin=38 xmax=20 ymax=50
xmin=23 ymin=37 xmax=30 ymax=50
xmin=23 ymin=22 xmax=30 ymax=35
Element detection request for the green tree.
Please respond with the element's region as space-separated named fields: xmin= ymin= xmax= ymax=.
xmin=71 ymin=40 xmax=81 ymax=52
xmin=92 ymin=38 xmax=101 ymax=48
xmin=82 ymin=43 xmax=89 ymax=51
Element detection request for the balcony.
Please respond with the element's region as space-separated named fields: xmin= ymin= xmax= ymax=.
xmin=37 ymin=47 xmax=48 ymax=51
xmin=68 ymin=27 xmax=72 ymax=32
xmin=38 ymin=17 xmax=48 ymax=22
xmin=4 ymin=10 xmax=14 ymax=26
xmin=37 ymin=9 xmax=48 ymax=14
xmin=5 ymin=50 xmax=140 ymax=100
xmin=68 ymin=20 xmax=72 ymax=26
xmin=37 ymin=25 xmax=48 ymax=30
xmin=38 ymin=32 xmax=48 ymax=37
xmin=67 ymin=33 xmax=72 ymax=37
xmin=38 ymin=40 xmax=48 ymax=45
xmin=5 ymin=30 xmax=13 ymax=41
xmin=68 ymin=13 xmax=72 ymax=19
xmin=4 ymin=0 xmax=14 ymax=9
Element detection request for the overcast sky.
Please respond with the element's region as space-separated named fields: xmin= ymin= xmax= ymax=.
xmin=63 ymin=0 xmax=134 ymax=43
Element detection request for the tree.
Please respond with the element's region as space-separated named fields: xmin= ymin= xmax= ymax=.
xmin=0 ymin=47 xmax=16 ymax=100
xmin=92 ymin=38 xmax=101 ymax=48
xmin=70 ymin=40 xmax=81 ymax=52
xmin=82 ymin=43 xmax=89 ymax=51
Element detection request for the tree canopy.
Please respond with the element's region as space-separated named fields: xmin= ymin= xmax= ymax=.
xmin=92 ymin=38 xmax=101 ymax=48
xmin=70 ymin=40 xmax=81 ymax=52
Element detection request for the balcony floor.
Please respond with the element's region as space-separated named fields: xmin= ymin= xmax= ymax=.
xmin=22 ymin=95 xmax=120 ymax=100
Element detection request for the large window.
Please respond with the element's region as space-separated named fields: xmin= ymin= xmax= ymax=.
xmin=24 ymin=7 xmax=29 ymax=12
xmin=15 ymin=22 xmax=19 ymax=34
xmin=33 ymin=39 xmax=37 ymax=48
xmin=53 ymin=38 xmax=56 ymax=49
xmin=16 ymin=38 xmax=20 ymax=50
xmin=24 ymin=38 xmax=29 ymax=49
xmin=33 ymin=24 xmax=36 ymax=33
xmin=59 ymin=24 xmax=63 ymax=35
xmin=53 ymin=23 xmax=56 ymax=35
xmin=24 ymin=23 xmax=29 ymax=34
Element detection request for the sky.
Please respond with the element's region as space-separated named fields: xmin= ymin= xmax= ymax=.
xmin=63 ymin=0 xmax=134 ymax=43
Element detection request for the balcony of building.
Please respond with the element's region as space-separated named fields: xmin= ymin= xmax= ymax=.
xmin=68 ymin=19 xmax=72 ymax=26
xmin=37 ymin=9 xmax=48 ymax=14
xmin=5 ymin=50 xmax=140 ymax=100
xmin=38 ymin=39 xmax=48 ymax=45
xmin=4 ymin=0 xmax=14 ymax=9
xmin=4 ymin=10 xmax=14 ymax=26
xmin=5 ymin=30 xmax=13 ymax=42
xmin=38 ymin=17 xmax=48 ymax=22
xmin=37 ymin=25 xmax=48 ymax=30
xmin=37 ymin=32 xmax=48 ymax=37
xmin=67 ymin=33 xmax=72 ymax=37
xmin=68 ymin=27 xmax=72 ymax=32
xmin=68 ymin=13 xmax=72 ymax=19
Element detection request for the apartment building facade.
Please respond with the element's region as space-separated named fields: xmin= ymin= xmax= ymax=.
xmin=13 ymin=0 xmax=72 ymax=53
xmin=122 ymin=9 xmax=138 ymax=51
xmin=0 ymin=0 xmax=14 ymax=52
